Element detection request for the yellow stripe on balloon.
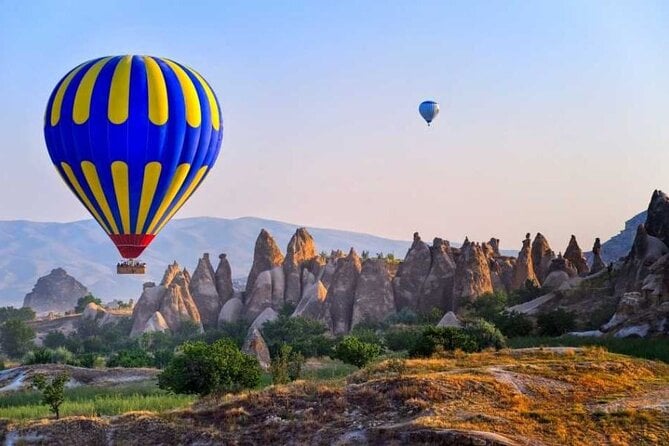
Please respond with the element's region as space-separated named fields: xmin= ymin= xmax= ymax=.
xmin=161 ymin=58 xmax=201 ymax=127
xmin=108 ymin=56 xmax=132 ymax=124
xmin=154 ymin=166 xmax=208 ymax=234
xmin=146 ymin=163 xmax=191 ymax=234
xmin=80 ymin=161 xmax=120 ymax=234
xmin=144 ymin=57 xmax=168 ymax=125
xmin=183 ymin=66 xmax=219 ymax=130
xmin=49 ymin=63 xmax=87 ymax=126
xmin=111 ymin=161 xmax=130 ymax=233
xmin=135 ymin=161 xmax=162 ymax=234
xmin=73 ymin=57 xmax=113 ymax=124
xmin=59 ymin=162 xmax=111 ymax=234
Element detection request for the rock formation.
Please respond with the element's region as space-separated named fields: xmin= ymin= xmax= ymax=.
xmin=564 ymin=235 xmax=590 ymax=276
xmin=246 ymin=229 xmax=284 ymax=296
xmin=243 ymin=269 xmax=274 ymax=322
xmin=392 ymin=233 xmax=431 ymax=311
xmin=189 ymin=253 xmax=221 ymax=328
xmin=489 ymin=256 xmax=516 ymax=293
xmin=511 ymin=234 xmax=538 ymax=290
xmin=218 ymin=296 xmax=244 ymax=326
xmin=283 ymin=228 xmax=318 ymax=305
xmin=351 ymin=259 xmax=396 ymax=328
xmin=590 ymin=238 xmax=606 ymax=274
xmin=293 ymin=280 xmax=328 ymax=320
xmin=249 ymin=307 xmax=278 ymax=333
xmin=548 ymin=253 xmax=578 ymax=278
xmin=23 ymin=268 xmax=89 ymax=314
xmin=242 ymin=328 xmax=271 ymax=370
xmin=327 ymin=249 xmax=362 ymax=334
xmin=215 ymin=254 xmax=234 ymax=304
xmin=143 ymin=311 xmax=170 ymax=334
xmin=531 ymin=233 xmax=555 ymax=283
xmin=417 ymin=238 xmax=456 ymax=313
xmin=644 ymin=189 xmax=669 ymax=247
xmin=452 ymin=239 xmax=493 ymax=309
xmin=437 ymin=311 xmax=462 ymax=328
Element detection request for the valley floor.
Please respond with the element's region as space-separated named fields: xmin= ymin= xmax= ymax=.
xmin=0 ymin=347 xmax=667 ymax=445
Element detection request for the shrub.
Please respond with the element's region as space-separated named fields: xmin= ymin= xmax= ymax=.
xmin=508 ymin=280 xmax=544 ymax=305
xmin=468 ymin=291 xmax=508 ymax=322
xmin=384 ymin=308 xmax=419 ymax=326
xmin=0 ymin=319 xmax=36 ymax=358
xmin=409 ymin=326 xmax=477 ymax=357
xmin=23 ymin=348 xmax=54 ymax=365
xmin=43 ymin=331 xmax=68 ymax=349
xmin=463 ymin=319 xmax=506 ymax=350
xmin=107 ymin=349 xmax=153 ymax=368
xmin=262 ymin=315 xmax=331 ymax=357
xmin=494 ymin=311 xmax=534 ymax=338
xmin=270 ymin=344 xmax=305 ymax=385
xmin=32 ymin=372 xmax=69 ymax=419
xmin=74 ymin=294 xmax=103 ymax=313
xmin=158 ymin=339 xmax=261 ymax=395
xmin=0 ymin=306 xmax=35 ymax=324
xmin=331 ymin=336 xmax=382 ymax=368
xmin=202 ymin=321 xmax=249 ymax=348
xmin=537 ymin=308 xmax=577 ymax=336
xmin=384 ymin=325 xmax=424 ymax=352
xmin=76 ymin=352 xmax=105 ymax=368
xmin=349 ymin=327 xmax=384 ymax=347
xmin=153 ymin=349 xmax=174 ymax=369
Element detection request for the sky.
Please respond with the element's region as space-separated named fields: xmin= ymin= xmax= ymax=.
xmin=1 ymin=0 xmax=668 ymax=252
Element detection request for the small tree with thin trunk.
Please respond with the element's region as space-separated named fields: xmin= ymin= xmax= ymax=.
xmin=32 ymin=372 xmax=69 ymax=419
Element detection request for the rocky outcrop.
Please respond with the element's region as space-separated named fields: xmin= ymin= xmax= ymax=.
xmin=351 ymin=259 xmax=396 ymax=328
xmin=542 ymin=270 xmax=570 ymax=291
xmin=644 ymin=190 xmax=669 ymax=247
xmin=293 ymin=280 xmax=328 ymax=320
xmin=531 ymin=233 xmax=555 ymax=283
xmin=417 ymin=238 xmax=456 ymax=314
xmin=249 ymin=307 xmax=278 ymax=333
xmin=452 ymin=239 xmax=493 ymax=309
xmin=246 ymin=229 xmax=284 ymax=296
xmin=189 ymin=253 xmax=221 ymax=328
xmin=283 ymin=228 xmax=318 ymax=305
xmin=392 ymin=233 xmax=431 ymax=311
xmin=218 ymin=296 xmax=244 ymax=325
xmin=489 ymin=256 xmax=515 ymax=294
xmin=215 ymin=254 xmax=234 ymax=304
xmin=564 ymin=235 xmax=590 ymax=276
xmin=327 ymin=249 xmax=362 ymax=334
xmin=320 ymin=251 xmax=344 ymax=289
xmin=548 ymin=253 xmax=578 ymax=278
xmin=601 ymin=291 xmax=669 ymax=338
xmin=590 ymin=238 xmax=606 ymax=274
xmin=511 ymin=234 xmax=539 ymax=290
xmin=243 ymin=270 xmax=274 ymax=322
xmin=242 ymin=328 xmax=271 ymax=370
xmin=81 ymin=302 xmax=105 ymax=321
xmin=23 ymin=268 xmax=89 ymax=314
xmin=436 ymin=311 xmax=462 ymax=328
xmin=130 ymin=264 xmax=203 ymax=337
xmin=143 ymin=311 xmax=170 ymax=334
xmin=615 ymin=225 xmax=669 ymax=295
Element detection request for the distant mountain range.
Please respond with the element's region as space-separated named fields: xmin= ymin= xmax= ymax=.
xmin=0 ymin=217 xmax=419 ymax=306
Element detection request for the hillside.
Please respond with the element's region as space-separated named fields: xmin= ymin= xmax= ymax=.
xmin=1 ymin=348 xmax=667 ymax=445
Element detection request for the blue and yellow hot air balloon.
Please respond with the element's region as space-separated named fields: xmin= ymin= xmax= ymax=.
xmin=44 ymin=56 xmax=223 ymax=273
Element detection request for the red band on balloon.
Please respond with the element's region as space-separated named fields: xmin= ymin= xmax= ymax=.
xmin=109 ymin=234 xmax=156 ymax=259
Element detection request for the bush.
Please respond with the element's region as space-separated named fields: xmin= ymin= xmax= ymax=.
xmin=463 ymin=319 xmax=506 ymax=350
xmin=75 ymin=352 xmax=105 ymax=368
xmin=331 ymin=336 xmax=382 ymax=368
xmin=43 ymin=331 xmax=68 ymax=349
xmin=409 ymin=326 xmax=477 ymax=357
xmin=467 ymin=291 xmax=508 ymax=322
xmin=153 ymin=349 xmax=174 ymax=369
xmin=384 ymin=308 xmax=419 ymax=326
xmin=494 ymin=311 xmax=534 ymax=338
xmin=0 ymin=319 xmax=36 ymax=358
xmin=0 ymin=307 xmax=35 ymax=324
xmin=74 ymin=294 xmax=103 ymax=313
xmin=32 ymin=372 xmax=69 ymax=419
xmin=262 ymin=315 xmax=331 ymax=357
xmin=202 ymin=321 xmax=249 ymax=348
xmin=23 ymin=347 xmax=75 ymax=365
xmin=270 ymin=344 xmax=305 ymax=385
xmin=537 ymin=308 xmax=577 ymax=336
xmin=107 ymin=349 xmax=153 ymax=368
xmin=384 ymin=325 xmax=424 ymax=352
xmin=349 ymin=327 xmax=384 ymax=347
xmin=158 ymin=339 xmax=261 ymax=395
xmin=508 ymin=280 xmax=544 ymax=305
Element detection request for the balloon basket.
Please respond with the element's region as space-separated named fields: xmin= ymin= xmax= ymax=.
xmin=117 ymin=260 xmax=146 ymax=275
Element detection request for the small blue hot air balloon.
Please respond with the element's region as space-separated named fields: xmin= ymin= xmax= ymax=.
xmin=419 ymin=100 xmax=439 ymax=126
xmin=44 ymin=55 xmax=223 ymax=272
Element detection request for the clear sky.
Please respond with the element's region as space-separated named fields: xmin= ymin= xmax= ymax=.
xmin=1 ymin=0 xmax=668 ymax=252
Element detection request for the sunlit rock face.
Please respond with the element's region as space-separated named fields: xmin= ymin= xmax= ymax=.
xmin=511 ymin=233 xmax=539 ymax=290
xmin=351 ymin=259 xmax=396 ymax=328
xmin=189 ymin=253 xmax=221 ymax=328
xmin=531 ymin=233 xmax=555 ymax=284
xmin=452 ymin=238 xmax=493 ymax=309
xmin=283 ymin=228 xmax=318 ymax=305
xmin=564 ymin=235 xmax=590 ymax=276
xmin=327 ymin=249 xmax=362 ymax=335
xmin=392 ymin=232 xmax=431 ymax=312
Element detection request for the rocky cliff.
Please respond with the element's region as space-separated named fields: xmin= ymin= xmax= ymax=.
xmin=22 ymin=268 xmax=89 ymax=314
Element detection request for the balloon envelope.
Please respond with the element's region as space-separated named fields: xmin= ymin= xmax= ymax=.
xmin=419 ymin=100 xmax=439 ymax=125
xmin=44 ymin=55 xmax=223 ymax=258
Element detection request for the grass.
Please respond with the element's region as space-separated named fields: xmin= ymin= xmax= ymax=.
xmin=0 ymin=381 xmax=195 ymax=420
xmin=508 ymin=336 xmax=669 ymax=363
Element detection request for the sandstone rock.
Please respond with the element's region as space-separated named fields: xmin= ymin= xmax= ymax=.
xmin=436 ymin=311 xmax=462 ymax=328
xmin=243 ymin=269 xmax=273 ymax=322
xmin=246 ymin=229 xmax=284 ymax=296
xmin=215 ymin=254 xmax=234 ymax=304
xmin=564 ymin=235 xmax=590 ymax=276
xmin=615 ymin=225 xmax=669 ymax=295
xmin=269 ymin=266 xmax=286 ymax=309
xmin=143 ymin=311 xmax=170 ymax=334
xmin=161 ymin=262 xmax=183 ymax=286
xmin=243 ymin=328 xmax=271 ymax=371
xmin=351 ymin=259 xmax=396 ymax=328
xmin=590 ymin=238 xmax=606 ymax=274
xmin=249 ymin=307 xmax=278 ymax=333
xmin=452 ymin=239 xmax=493 ymax=309
xmin=327 ymin=249 xmax=362 ymax=334
xmin=81 ymin=302 xmax=105 ymax=320
xmin=531 ymin=233 xmax=555 ymax=283
xmin=23 ymin=268 xmax=89 ymax=314
xmin=548 ymin=253 xmax=578 ymax=278
xmin=321 ymin=251 xmax=344 ymax=289
xmin=490 ymin=256 xmax=516 ymax=294
xmin=218 ymin=296 xmax=244 ymax=325
xmin=189 ymin=253 xmax=222 ymax=328
xmin=602 ymin=292 xmax=644 ymax=331
xmin=283 ymin=228 xmax=318 ymax=305
xmin=644 ymin=189 xmax=669 ymax=247
xmin=488 ymin=238 xmax=501 ymax=257
xmin=511 ymin=233 xmax=539 ymax=290
xmin=392 ymin=232 xmax=431 ymax=311
xmin=542 ymin=270 xmax=570 ymax=291
xmin=418 ymin=238 xmax=455 ymax=313
xmin=293 ymin=280 xmax=328 ymax=319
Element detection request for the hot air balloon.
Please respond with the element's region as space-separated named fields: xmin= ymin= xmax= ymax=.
xmin=44 ymin=55 xmax=223 ymax=274
xmin=419 ymin=100 xmax=439 ymax=126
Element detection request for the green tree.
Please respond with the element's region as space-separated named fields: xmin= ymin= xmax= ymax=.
xmin=494 ymin=311 xmax=534 ymax=338
xmin=262 ymin=315 xmax=331 ymax=357
xmin=270 ymin=344 xmax=305 ymax=385
xmin=43 ymin=331 xmax=68 ymax=349
xmin=467 ymin=291 xmax=508 ymax=322
xmin=0 ymin=306 xmax=35 ymax=324
xmin=331 ymin=336 xmax=382 ymax=368
xmin=537 ymin=308 xmax=576 ymax=336
xmin=32 ymin=372 xmax=69 ymax=419
xmin=158 ymin=339 xmax=261 ymax=395
xmin=409 ymin=326 xmax=477 ymax=357
xmin=74 ymin=294 xmax=102 ymax=313
xmin=0 ymin=319 xmax=35 ymax=358
xmin=463 ymin=319 xmax=506 ymax=350
xmin=107 ymin=349 xmax=153 ymax=368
